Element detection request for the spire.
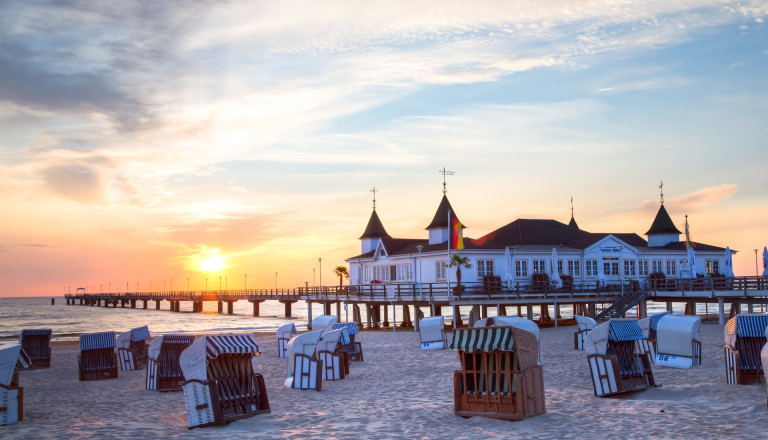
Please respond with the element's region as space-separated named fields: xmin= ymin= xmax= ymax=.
xmin=645 ymin=203 xmax=681 ymax=235
xmin=568 ymin=196 xmax=579 ymax=229
xmin=359 ymin=209 xmax=391 ymax=239
xmin=659 ymin=180 xmax=665 ymax=205
xmin=426 ymin=194 xmax=464 ymax=230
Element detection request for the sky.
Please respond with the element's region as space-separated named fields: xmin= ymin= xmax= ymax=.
xmin=1 ymin=0 xmax=767 ymax=297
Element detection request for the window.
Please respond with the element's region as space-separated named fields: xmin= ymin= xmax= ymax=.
xmin=436 ymin=260 xmax=447 ymax=281
xmin=567 ymin=260 xmax=581 ymax=277
xmin=533 ymin=259 xmax=547 ymax=274
xmin=477 ymin=259 xmax=495 ymax=278
xmin=638 ymin=260 xmax=649 ymax=277
xmin=604 ymin=257 xmax=619 ymax=276
xmin=557 ymin=260 xmax=564 ymax=275
xmin=364 ymin=265 xmax=370 ymax=283
xmin=666 ymin=260 xmax=676 ymax=276
xmin=395 ymin=263 xmax=413 ymax=281
xmin=515 ymin=260 xmax=528 ymax=278
xmin=652 ymin=259 xmax=664 ymax=274
xmin=373 ymin=265 xmax=387 ymax=282
xmin=624 ymin=260 xmax=636 ymax=277
xmin=586 ymin=260 xmax=598 ymax=277
xmin=706 ymin=260 xmax=720 ymax=275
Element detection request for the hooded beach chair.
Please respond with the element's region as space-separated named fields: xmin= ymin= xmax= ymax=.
xmin=286 ymin=330 xmax=323 ymax=390
xmin=146 ymin=334 xmax=196 ymax=391
xmin=18 ymin=329 xmax=52 ymax=369
xmin=760 ymin=326 xmax=768 ymax=411
xmin=0 ymin=344 xmax=30 ymax=425
xmin=333 ymin=322 xmax=363 ymax=361
xmin=78 ymin=331 xmax=118 ymax=381
xmin=584 ymin=319 xmax=656 ymax=397
xmin=277 ymin=323 xmax=297 ymax=358
xmin=480 ymin=316 xmax=541 ymax=363
xmin=724 ymin=313 xmax=768 ymax=385
xmin=574 ymin=316 xmax=596 ymax=350
xmin=654 ymin=315 xmax=701 ymax=369
xmin=637 ymin=311 xmax=670 ymax=358
xmin=450 ymin=326 xmax=545 ymax=420
xmin=117 ymin=325 xmax=150 ymax=371
xmin=316 ymin=328 xmax=349 ymax=380
xmin=311 ymin=315 xmax=338 ymax=332
xmin=179 ymin=334 xmax=269 ymax=429
xmin=419 ymin=316 xmax=447 ymax=349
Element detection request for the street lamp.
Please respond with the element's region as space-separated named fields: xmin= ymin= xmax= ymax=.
xmin=319 ymin=258 xmax=322 ymax=293
xmin=275 ymin=272 xmax=278 ymax=291
xmin=244 ymin=274 xmax=247 ymax=291
xmin=756 ymin=249 xmax=760 ymax=276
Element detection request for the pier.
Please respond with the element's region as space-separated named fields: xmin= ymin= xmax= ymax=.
xmin=63 ymin=276 xmax=768 ymax=329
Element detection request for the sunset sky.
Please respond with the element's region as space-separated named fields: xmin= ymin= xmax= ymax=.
xmin=1 ymin=1 xmax=767 ymax=297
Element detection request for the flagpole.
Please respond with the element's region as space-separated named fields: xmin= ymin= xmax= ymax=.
xmin=447 ymin=208 xmax=452 ymax=293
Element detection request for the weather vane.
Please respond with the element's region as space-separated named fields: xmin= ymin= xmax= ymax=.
xmin=439 ymin=167 xmax=455 ymax=194
xmin=659 ymin=180 xmax=664 ymax=205
xmin=570 ymin=196 xmax=574 ymax=217
xmin=370 ymin=186 xmax=378 ymax=210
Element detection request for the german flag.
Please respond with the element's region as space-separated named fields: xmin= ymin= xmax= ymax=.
xmin=451 ymin=215 xmax=464 ymax=250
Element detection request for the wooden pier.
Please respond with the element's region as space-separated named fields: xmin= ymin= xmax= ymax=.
xmin=63 ymin=276 xmax=768 ymax=329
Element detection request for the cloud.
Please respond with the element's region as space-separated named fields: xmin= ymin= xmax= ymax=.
xmin=636 ymin=184 xmax=739 ymax=214
xmin=39 ymin=164 xmax=104 ymax=203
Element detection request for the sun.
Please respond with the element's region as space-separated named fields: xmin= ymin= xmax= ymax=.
xmin=200 ymin=255 xmax=226 ymax=272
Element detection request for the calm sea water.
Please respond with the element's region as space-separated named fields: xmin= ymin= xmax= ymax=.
xmin=0 ymin=295 xmax=728 ymax=342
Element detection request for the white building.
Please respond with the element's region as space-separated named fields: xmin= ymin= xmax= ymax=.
xmin=345 ymin=191 xmax=731 ymax=289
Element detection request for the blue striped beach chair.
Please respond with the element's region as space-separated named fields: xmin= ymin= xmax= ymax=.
xmin=333 ymin=322 xmax=363 ymax=361
xmin=585 ymin=318 xmax=656 ymax=397
xmin=179 ymin=334 xmax=269 ymax=429
xmin=286 ymin=330 xmax=323 ymax=390
xmin=1 ymin=343 xmax=31 ymax=425
xmin=146 ymin=334 xmax=195 ymax=391
xmin=724 ymin=314 xmax=768 ymax=385
xmin=760 ymin=326 xmax=768 ymax=412
xmin=276 ymin=323 xmax=297 ymax=358
xmin=19 ymin=329 xmax=52 ymax=369
xmin=654 ymin=314 xmax=702 ymax=369
xmin=117 ymin=325 xmax=150 ymax=371
xmin=450 ymin=326 xmax=545 ymax=420
xmin=78 ymin=332 xmax=118 ymax=381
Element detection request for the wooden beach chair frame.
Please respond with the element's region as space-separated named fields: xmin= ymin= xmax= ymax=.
xmin=276 ymin=323 xmax=297 ymax=359
xmin=316 ymin=329 xmax=348 ymax=381
xmin=1 ymin=344 xmax=30 ymax=426
xmin=286 ymin=331 xmax=323 ymax=390
xmin=724 ymin=314 xmax=768 ymax=385
xmin=78 ymin=332 xmax=118 ymax=381
xmin=146 ymin=334 xmax=195 ymax=391
xmin=19 ymin=329 xmax=52 ymax=369
xmin=451 ymin=326 xmax=545 ymax=421
xmin=573 ymin=316 xmax=595 ymax=350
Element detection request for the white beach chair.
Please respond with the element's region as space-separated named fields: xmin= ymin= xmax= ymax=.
xmin=724 ymin=313 xmax=768 ymax=385
xmin=311 ymin=315 xmax=338 ymax=332
xmin=145 ymin=334 xmax=195 ymax=391
xmin=117 ymin=325 xmax=150 ymax=371
xmin=419 ymin=316 xmax=447 ymax=349
xmin=574 ymin=315 xmax=596 ymax=350
xmin=637 ymin=312 xmax=669 ymax=358
xmin=0 ymin=343 xmax=30 ymax=425
xmin=584 ymin=319 xmax=656 ymax=397
xmin=277 ymin=323 xmax=297 ymax=358
xmin=179 ymin=334 xmax=269 ymax=429
xmin=316 ymin=328 xmax=348 ymax=380
xmin=286 ymin=330 xmax=323 ymax=390
xmin=653 ymin=315 xmax=701 ymax=369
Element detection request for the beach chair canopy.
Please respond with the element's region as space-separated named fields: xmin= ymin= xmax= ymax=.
xmin=19 ymin=328 xmax=52 ymax=340
xmin=607 ymin=318 xmax=645 ymax=342
xmin=79 ymin=331 xmax=116 ymax=351
xmin=117 ymin=326 xmax=151 ymax=349
xmin=724 ymin=314 xmax=768 ymax=347
xmin=649 ymin=312 xmax=671 ymax=330
xmin=656 ymin=315 xmax=701 ymax=357
xmin=419 ymin=316 xmax=445 ymax=343
xmin=286 ymin=330 xmax=322 ymax=377
xmin=311 ymin=315 xmax=338 ymax=331
xmin=575 ymin=315 xmax=597 ymax=332
xmin=584 ymin=321 xmax=610 ymax=355
xmin=277 ymin=323 xmax=297 ymax=340
xmin=332 ymin=322 xmax=359 ymax=335
xmin=0 ymin=343 xmax=30 ymax=387
xmin=179 ymin=334 xmax=260 ymax=383
xmin=492 ymin=316 xmax=540 ymax=341
xmin=316 ymin=328 xmax=348 ymax=354
xmin=450 ymin=327 xmax=515 ymax=353
xmin=473 ymin=317 xmax=493 ymax=328
xmin=148 ymin=334 xmax=196 ymax=360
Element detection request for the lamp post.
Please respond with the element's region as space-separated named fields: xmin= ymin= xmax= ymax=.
xmin=319 ymin=258 xmax=322 ymax=294
xmin=275 ymin=272 xmax=278 ymax=291
xmin=417 ymin=245 xmax=423 ymax=299
xmin=187 ymin=277 xmax=190 ymax=293
xmin=756 ymin=249 xmax=760 ymax=276
xmin=205 ymin=278 xmax=208 ymax=292
xmin=219 ymin=276 xmax=221 ymax=293
xmin=244 ymin=274 xmax=247 ymax=291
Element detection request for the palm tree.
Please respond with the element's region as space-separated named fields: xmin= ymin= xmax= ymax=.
xmin=448 ymin=254 xmax=472 ymax=287
xmin=333 ymin=266 xmax=350 ymax=288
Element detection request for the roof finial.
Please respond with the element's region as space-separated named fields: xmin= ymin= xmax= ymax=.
xmin=659 ymin=180 xmax=664 ymax=205
xmin=370 ymin=186 xmax=378 ymax=210
xmin=439 ymin=167 xmax=455 ymax=194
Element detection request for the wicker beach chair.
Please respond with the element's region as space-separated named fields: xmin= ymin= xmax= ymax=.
xmin=584 ymin=319 xmax=656 ymax=397
xmin=0 ymin=344 xmax=31 ymax=425
xmin=311 ymin=315 xmax=338 ymax=332
xmin=276 ymin=323 xmax=297 ymax=358
xmin=146 ymin=334 xmax=196 ymax=391
xmin=78 ymin=332 xmax=118 ymax=381
xmin=316 ymin=328 xmax=349 ymax=380
xmin=760 ymin=326 xmax=768 ymax=412
xmin=286 ymin=330 xmax=323 ymax=390
xmin=117 ymin=325 xmax=150 ymax=371
xmin=484 ymin=316 xmax=541 ymax=363
xmin=654 ymin=315 xmax=702 ymax=369
xmin=724 ymin=314 xmax=768 ymax=385
xmin=179 ymin=334 xmax=269 ymax=429
xmin=450 ymin=326 xmax=546 ymax=420
xmin=419 ymin=316 xmax=448 ymax=349
xmin=18 ymin=329 xmax=52 ymax=369
xmin=332 ymin=322 xmax=363 ymax=361
xmin=574 ymin=316 xmax=596 ymax=350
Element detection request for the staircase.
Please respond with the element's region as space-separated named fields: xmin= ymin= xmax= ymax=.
xmin=595 ymin=291 xmax=648 ymax=321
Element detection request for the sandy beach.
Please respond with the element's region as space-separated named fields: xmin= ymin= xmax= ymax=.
xmin=3 ymin=322 xmax=768 ymax=439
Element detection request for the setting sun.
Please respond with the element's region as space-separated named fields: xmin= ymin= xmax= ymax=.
xmin=200 ymin=255 xmax=226 ymax=272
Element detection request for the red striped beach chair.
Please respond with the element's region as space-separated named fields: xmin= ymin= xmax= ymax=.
xmin=654 ymin=315 xmax=701 ymax=369
xmin=1 ymin=344 xmax=31 ymax=425
xmin=333 ymin=322 xmax=363 ymax=361
xmin=286 ymin=331 xmax=323 ymax=390
xmin=179 ymin=334 xmax=269 ymax=429
xmin=276 ymin=323 xmax=297 ymax=359
xmin=450 ymin=326 xmax=546 ymax=420
xmin=724 ymin=314 xmax=768 ymax=385
xmin=146 ymin=334 xmax=195 ymax=391
xmin=78 ymin=332 xmax=118 ymax=381
xmin=117 ymin=325 xmax=150 ymax=371
xmin=18 ymin=329 xmax=52 ymax=369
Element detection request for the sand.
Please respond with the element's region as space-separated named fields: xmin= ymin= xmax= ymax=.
xmin=3 ymin=322 xmax=768 ymax=439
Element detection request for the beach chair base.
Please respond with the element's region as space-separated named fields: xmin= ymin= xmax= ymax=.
xmin=655 ymin=340 xmax=701 ymax=369
xmin=574 ymin=330 xmax=588 ymax=350
xmin=20 ymin=331 xmax=52 ymax=370
xmin=635 ymin=339 xmax=656 ymax=359
xmin=421 ymin=341 xmax=446 ymax=350
xmin=0 ymin=386 xmax=23 ymax=425
xmin=291 ymin=354 xmax=322 ymax=390
xmin=317 ymin=350 xmax=345 ymax=381
xmin=182 ymin=374 xmax=270 ymax=429
xmin=146 ymin=359 xmax=186 ymax=391
xmin=346 ymin=342 xmax=364 ymax=362
xmin=725 ymin=345 xmax=764 ymax=385
xmin=78 ymin=353 xmax=119 ymax=381
xmin=587 ymin=353 xmax=655 ymax=397
xmin=278 ymin=338 xmax=290 ymax=358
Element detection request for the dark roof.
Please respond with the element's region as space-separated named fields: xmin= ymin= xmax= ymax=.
xmin=568 ymin=215 xmax=579 ymax=229
xmin=347 ymin=238 xmax=426 ymax=260
xmin=472 ymin=219 xmax=591 ymax=247
xmin=425 ymin=195 xmax=464 ymax=230
xmin=359 ymin=210 xmax=391 ymax=239
xmin=645 ymin=204 xmax=682 ymax=235
xmin=645 ymin=241 xmax=726 ymax=252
